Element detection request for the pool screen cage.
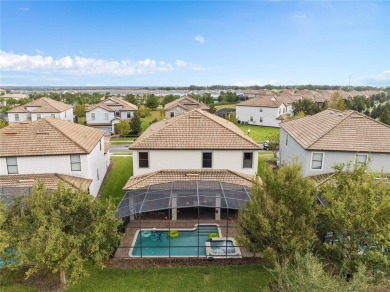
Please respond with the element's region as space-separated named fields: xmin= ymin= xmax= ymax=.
xmin=0 ymin=186 xmax=32 ymax=208
xmin=115 ymin=180 xmax=252 ymax=258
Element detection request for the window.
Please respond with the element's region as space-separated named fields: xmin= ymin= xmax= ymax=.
xmin=51 ymin=114 xmax=55 ymax=118
xmin=170 ymin=112 xmax=175 ymax=118
xmin=6 ymin=157 xmax=18 ymax=174
xmin=37 ymin=114 xmax=41 ymax=120
xmin=286 ymin=134 xmax=288 ymax=146
xmin=355 ymin=154 xmax=368 ymax=165
xmin=311 ymin=153 xmax=324 ymax=170
xmin=65 ymin=111 xmax=67 ymax=117
xmin=243 ymin=152 xmax=253 ymax=168
xmin=100 ymin=140 xmax=102 ymax=151
xmin=127 ymin=112 xmax=131 ymax=118
xmin=70 ymin=155 xmax=81 ymax=171
xmin=91 ymin=113 xmax=96 ymax=121
xmin=278 ymin=108 xmax=281 ymax=114
xmin=104 ymin=113 xmax=109 ymax=120
xmin=97 ymin=169 xmax=100 ymax=181
xmin=139 ymin=152 xmax=149 ymax=168
xmin=259 ymin=108 xmax=263 ymax=112
xmin=15 ymin=114 xmax=19 ymax=122
xmin=260 ymin=117 xmax=263 ymax=123
xmin=250 ymin=116 xmax=253 ymax=122
xmin=115 ymin=110 xmax=120 ymax=117
xmin=202 ymin=152 xmax=212 ymax=168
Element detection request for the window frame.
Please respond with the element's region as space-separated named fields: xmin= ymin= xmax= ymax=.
xmin=202 ymin=152 xmax=213 ymax=168
xmin=6 ymin=157 xmax=19 ymax=174
xmin=243 ymin=152 xmax=254 ymax=168
xmin=259 ymin=117 xmax=263 ymax=123
xmin=70 ymin=155 xmax=81 ymax=171
xmin=127 ymin=112 xmax=131 ymax=118
xmin=91 ymin=113 xmax=96 ymax=121
xmin=14 ymin=114 xmax=19 ymax=122
xmin=259 ymin=108 xmax=263 ymax=112
xmin=139 ymin=152 xmax=149 ymax=168
xmin=250 ymin=116 xmax=253 ymax=122
xmin=104 ymin=113 xmax=109 ymax=120
xmin=51 ymin=114 xmax=55 ymax=118
xmin=310 ymin=152 xmax=324 ymax=170
xmin=170 ymin=111 xmax=175 ymax=118
xmin=355 ymin=154 xmax=368 ymax=166
xmin=36 ymin=114 xmax=41 ymax=120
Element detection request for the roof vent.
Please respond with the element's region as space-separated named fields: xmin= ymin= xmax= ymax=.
xmin=186 ymin=173 xmax=200 ymax=177
xmin=338 ymin=114 xmax=343 ymax=117
xmin=18 ymin=179 xmax=34 ymax=183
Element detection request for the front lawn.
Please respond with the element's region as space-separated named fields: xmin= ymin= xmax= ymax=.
xmin=100 ymin=156 xmax=133 ymax=205
xmin=67 ymin=265 xmax=273 ymax=292
xmin=237 ymin=124 xmax=279 ymax=143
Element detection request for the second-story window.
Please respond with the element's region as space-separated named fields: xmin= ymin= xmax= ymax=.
xmin=51 ymin=114 xmax=55 ymax=118
xmin=6 ymin=157 xmax=19 ymax=174
xmin=355 ymin=154 xmax=368 ymax=165
xmin=260 ymin=117 xmax=263 ymax=123
xmin=15 ymin=114 xmax=19 ymax=121
xmin=104 ymin=113 xmax=109 ymax=120
xmin=37 ymin=114 xmax=41 ymax=120
xmin=243 ymin=152 xmax=253 ymax=168
xmin=259 ymin=108 xmax=263 ymax=112
xmin=170 ymin=112 xmax=175 ymax=118
xmin=91 ymin=113 xmax=96 ymax=120
xmin=139 ymin=152 xmax=149 ymax=168
xmin=70 ymin=155 xmax=81 ymax=171
xmin=202 ymin=152 xmax=212 ymax=168
xmin=127 ymin=112 xmax=131 ymax=118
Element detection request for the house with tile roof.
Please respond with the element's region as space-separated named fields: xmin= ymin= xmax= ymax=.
xmin=118 ymin=109 xmax=260 ymax=220
xmin=0 ymin=118 xmax=110 ymax=196
xmin=164 ymin=96 xmax=210 ymax=118
xmin=279 ymin=109 xmax=390 ymax=177
xmin=85 ymin=96 xmax=137 ymax=135
xmin=7 ymin=97 xmax=73 ymax=123
xmin=235 ymin=96 xmax=288 ymax=127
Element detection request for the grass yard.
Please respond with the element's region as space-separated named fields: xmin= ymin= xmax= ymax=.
xmin=237 ymin=124 xmax=279 ymax=143
xmin=110 ymin=137 xmax=136 ymax=142
xmin=215 ymin=103 xmax=237 ymax=110
xmin=67 ymin=265 xmax=273 ymax=292
xmin=100 ymin=156 xmax=133 ymax=206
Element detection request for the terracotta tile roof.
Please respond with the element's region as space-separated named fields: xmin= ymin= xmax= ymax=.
xmin=123 ymin=169 xmax=256 ymax=190
xmin=275 ymin=95 xmax=294 ymax=105
xmin=280 ymin=109 xmax=390 ymax=153
xmin=165 ymin=96 xmax=209 ymax=111
xmin=104 ymin=142 xmax=111 ymax=154
xmin=104 ymin=97 xmax=138 ymax=111
xmin=0 ymin=173 xmax=91 ymax=192
xmin=85 ymin=103 xmax=115 ymax=112
xmin=0 ymin=118 xmax=104 ymax=157
xmin=7 ymin=106 xmax=29 ymax=113
xmin=130 ymin=109 xmax=260 ymax=150
xmin=237 ymin=97 xmax=284 ymax=108
xmin=7 ymin=97 xmax=72 ymax=113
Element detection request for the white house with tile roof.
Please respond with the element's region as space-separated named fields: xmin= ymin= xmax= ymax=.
xmin=0 ymin=118 xmax=110 ymax=196
xmin=279 ymin=109 xmax=390 ymax=177
xmin=130 ymin=109 xmax=260 ymax=177
xmin=7 ymin=97 xmax=73 ymax=123
xmin=164 ymin=96 xmax=210 ymax=119
xmin=85 ymin=97 xmax=137 ymax=135
xmin=236 ymin=96 xmax=288 ymax=127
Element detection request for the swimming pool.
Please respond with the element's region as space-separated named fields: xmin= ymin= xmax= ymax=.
xmin=130 ymin=224 xmax=221 ymax=257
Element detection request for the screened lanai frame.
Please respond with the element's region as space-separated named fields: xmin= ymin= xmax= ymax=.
xmin=116 ymin=180 xmax=251 ymax=219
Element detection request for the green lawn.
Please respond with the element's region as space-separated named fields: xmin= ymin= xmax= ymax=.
xmin=215 ymin=103 xmax=237 ymax=110
xmin=237 ymin=124 xmax=279 ymax=143
xmin=66 ymin=265 xmax=273 ymax=292
xmin=110 ymin=137 xmax=136 ymax=142
xmin=100 ymin=156 xmax=133 ymax=206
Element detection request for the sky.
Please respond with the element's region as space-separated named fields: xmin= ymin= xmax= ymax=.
xmin=0 ymin=0 xmax=389 ymax=87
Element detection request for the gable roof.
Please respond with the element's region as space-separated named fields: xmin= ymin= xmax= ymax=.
xmin=130 ymin=109 xmax=260 ymax=150
xmin=7 ymin=97 xmax=72 ymax=113
xmin=104 ymin=97 xmax=138 ymax=111
xmin=0 ymin=173 xmax=92 ymax=192
xmin=237 ymin=97 xmax=285 ymax=108
xmin=0 ymin=118 xmax=104 ymax=157
xmin=165 ymin=96 xmax=209 ymax=111
xmin=123 ymin=169 xmax=255 ymax=190
xmin=280 ymin=109 xmax=390 ymax=153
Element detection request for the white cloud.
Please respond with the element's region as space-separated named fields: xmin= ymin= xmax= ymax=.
xmin=195 ymin=35 xmax=205 ymax=43
xmin=357 ymin=70 xmax=390 ymax=86
xmin=35 ymin=49 xmax=44 ymax=55
xmin=1 ymin=51 xmax=212 ymax=76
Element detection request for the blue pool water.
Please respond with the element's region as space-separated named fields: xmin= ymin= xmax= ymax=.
xmin=131 ymin=225 xmax=219 ymax=257
xmin=210 ymin=240 xmax=236 ymax=254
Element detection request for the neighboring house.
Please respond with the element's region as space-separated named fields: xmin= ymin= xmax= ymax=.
xmin=0 ymin=118 xmax=110 ymax=196
xmin=118 ymin=109 xmax=260 ymax=221
xmin=7 ymin=97 xmax=73 ymax=123
xmin=235 ymin=96 xmax=288 ymax=127
xmin=279 ymin=109 xmax=390 ymax=177
xmin=164 ymin=96 xmax=210 ymax=119
xmin=0 ymin=93 xmax=29 ymax=106
xmin=85 ymin=97 xmax=137 ymax=135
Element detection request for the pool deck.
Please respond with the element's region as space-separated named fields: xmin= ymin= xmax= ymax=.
xmin=115 ymin=218 xmax=255 ymax=258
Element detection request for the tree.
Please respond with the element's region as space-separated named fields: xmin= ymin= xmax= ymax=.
xmin=292 ymin=99 xmax=321 ymax=115
xmin=317 ymin=163 xmax=390 ymax=276
xmin=144 ymin=94 xmax=159 ymax=109
xmin=73 ymin=103 xmax=86 ymax=118
xmin=137 ymin=105 xmax=151 ymax=118
xmin=237 ymin=163 xmax=318 ymax=265
xmin=209 ymin=104 xmax=217 ymax=114
xmin=114 ymin=120 xmax=130 ymax=136
xmin=266 ymin=132 xmax=280 ymax=158
xmin=1 ymin=183 xmax=122 ymax=283
xmin=325 ymin=91 xmax=347 ymax=110
xmin=130 ymin=112 xmax=142 ymax=135
xmin=124 ymin=94 xmax=138 ymax=106
xmin=223 ymin=113 xmax=238 ymax=125
xmin=0 ymin=117 xmax=8 ymax=129
xmin=162 ymin=94 xmax=178 ymax=106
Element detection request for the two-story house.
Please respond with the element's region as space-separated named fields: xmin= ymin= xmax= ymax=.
xmin=279 ymin=109 xmax=390 ymax=177
xmin=0 ymin=118 xmax=110 ymax=196
xmin=117 ymin=109 xmax=260 ymax=221
xmin=164 ymin=96 xmax=210 ymax=119
xmin=7 ymin=97 xmax=73 ymax=123
xmin=235 ymin=97 xmax=288 ymax=127
xmin=85 ymin=97 xmax=137 ymax=135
